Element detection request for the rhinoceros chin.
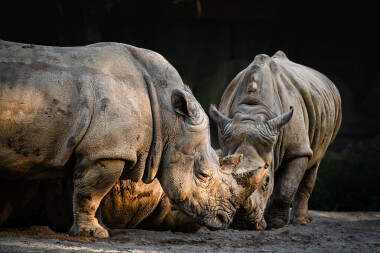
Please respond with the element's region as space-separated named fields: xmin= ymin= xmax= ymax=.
xmin=177 ymin=198 xmax=234 ymax=230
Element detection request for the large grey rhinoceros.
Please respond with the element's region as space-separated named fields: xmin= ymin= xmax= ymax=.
xmin=210 ymin=51 xmax=342 ymax=230
xmin=0 ymin=40 xmax=267 ymax=237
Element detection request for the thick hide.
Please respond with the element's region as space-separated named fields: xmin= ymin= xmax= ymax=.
xmin=211 ymin=51 xmax=342 ymax=230
xmin=0 ymin=40 xmax=248 ymax=237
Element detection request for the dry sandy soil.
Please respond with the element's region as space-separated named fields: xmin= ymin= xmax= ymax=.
xmin=0 ymin=211 xmax=379 ymax=252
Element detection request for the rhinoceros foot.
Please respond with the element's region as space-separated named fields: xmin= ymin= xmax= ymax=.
xmin=290 ymin=213 xmax=314 ymax=225
xmin=266 ymin=218 xmax=287 ymax=229
xmin=265 ymin=207 xmax=290 ymax=229
xmin=69 ymin=219 xmax=109 ymax=238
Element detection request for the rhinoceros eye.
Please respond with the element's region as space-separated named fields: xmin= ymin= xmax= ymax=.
xmin=262 ymin=174 xmax=270 ymax=190
xmin=195 ymin=167 xmax=212 ymax=182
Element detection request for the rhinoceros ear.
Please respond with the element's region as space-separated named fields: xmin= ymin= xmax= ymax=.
xmin=171 ymin=89 xmax=200 ymax=122
xmin=209 ymin=104 xmax=232 ymax=131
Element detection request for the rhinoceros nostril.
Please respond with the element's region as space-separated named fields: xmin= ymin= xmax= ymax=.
xmin=216 ymin=213 xmax=227 ymax=224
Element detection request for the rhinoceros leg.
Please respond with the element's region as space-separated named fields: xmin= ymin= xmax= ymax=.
xmin=290 ymin=162 xmax=319 ymax=225
xmin=94 ymin=192 xmax=109 ymax=229
xmin=69 ymin=159 xmax=124 ymax=238
xmin=264 ymin=157 xmax=308 ymax=229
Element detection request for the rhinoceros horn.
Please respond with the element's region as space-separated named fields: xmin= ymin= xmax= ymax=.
xmin=220 ymin=155 xmax=269 ymax=193
xmin=231 ymin=163 xmax=269 ymax=192
xmin=219 ymin=154 xmax=243 ymax=173
xmin=209 ymin=104 xmax=231 ymax=131
xmin=266 ymin=107 xmax=294 ymax=133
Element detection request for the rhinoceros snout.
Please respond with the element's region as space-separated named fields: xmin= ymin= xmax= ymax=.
xmin=256 ymin=218 xmax=267 ymax=230
xmin=200 ymin=210 xmax=231 ymax=230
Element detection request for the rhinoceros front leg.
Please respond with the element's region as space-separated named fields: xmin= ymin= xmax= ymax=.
xmin=290 ymin=162 xmax=319 ymax=225
xmin=69 ymin=159 xmax=124 ymax=238
xmin=264 ymin=157 xmax=308 ymax=229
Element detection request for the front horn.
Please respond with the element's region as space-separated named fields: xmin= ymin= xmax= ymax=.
xmin=232 ymin=163 xmax=269 ymax=192
xmin=209 ymin=104 xmax=232 ymax=131
xmin=266 ymin=106 xmax=294 ymax=133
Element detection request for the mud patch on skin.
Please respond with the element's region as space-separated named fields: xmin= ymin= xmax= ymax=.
xmin=100 ymin=98 xmax=110 ymax=112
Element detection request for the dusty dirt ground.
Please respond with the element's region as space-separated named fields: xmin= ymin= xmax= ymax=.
xmin=0 ymin=211 xmax=379 ymax=252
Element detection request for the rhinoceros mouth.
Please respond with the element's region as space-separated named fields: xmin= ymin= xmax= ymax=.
xmin=180 ymin=207 xmax=231 ymax=230
xmin=198 ymin=210 xmax=231 ymax=231
xmin=177 ymin=199 xmax=234 ymax=230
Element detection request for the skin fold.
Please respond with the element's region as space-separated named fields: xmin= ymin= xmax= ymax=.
xmin=0 ymin=40 xmax=266 ymax=237
xmin=210 ymin=51 xmax=342 ymax=230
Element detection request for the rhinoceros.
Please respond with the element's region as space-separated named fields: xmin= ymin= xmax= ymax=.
xmin=210 ymin=51 xmax=342 ymax=229
xmin=101 ymin=178 xmax=201 ymax=232
xmin=0 ymin=40 xmax=267 ymax=237
xmin=0 ymin=177 xmax=200 ymax=233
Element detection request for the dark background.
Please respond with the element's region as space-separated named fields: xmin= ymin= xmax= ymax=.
xmin=1 ymin=0 xmax=379 ymax=211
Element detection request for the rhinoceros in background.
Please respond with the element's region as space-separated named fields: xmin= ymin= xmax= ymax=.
xmin=0 ymin=177 xmax=200 ymax=233
xmin=0 ymin=40 xmax=267 ymax=237
xmin=210 ymin=51 xmax=342 ymax=230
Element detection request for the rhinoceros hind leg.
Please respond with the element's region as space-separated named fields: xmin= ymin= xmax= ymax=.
xmin=265 ymin=157 xmax=308 ymax=229
xmin=290 ymin=163 xmax=319 ymax=225
xmin=69 ymin=159 xmax=124 ymax=238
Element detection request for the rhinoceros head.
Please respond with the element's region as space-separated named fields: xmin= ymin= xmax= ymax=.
xmin=209 ymin=53 xmax=294 ymax=229
xmin=157 ymin=88 xmax=268 ymax=230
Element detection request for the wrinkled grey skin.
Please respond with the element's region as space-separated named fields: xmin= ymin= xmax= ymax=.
xmin=210 ymin=51 xmax=342 ymax=230
xmin=0 ymin=40 xmax=265 ymax=237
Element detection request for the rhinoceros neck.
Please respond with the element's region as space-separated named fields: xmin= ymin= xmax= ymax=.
xmin=125 ymin=44 xmax=187 ymax=183
xmin=140 ymin=77 xmax=185 ymax=184
xmin=139 ymin=75 xmax=187 ymax=185
xmin=132 ymin=47 xmax=195 ymax=187
xmin=140 ymin=74 xmax=165 ymax=184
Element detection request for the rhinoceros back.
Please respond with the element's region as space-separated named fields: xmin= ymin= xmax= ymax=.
xmin=272 ymin=55 xmax=342 ymax=168
xmin=0 ymin=40 xmax=186 ymax=182
xmin=0 ymin=41 xmax=118 ymax=179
